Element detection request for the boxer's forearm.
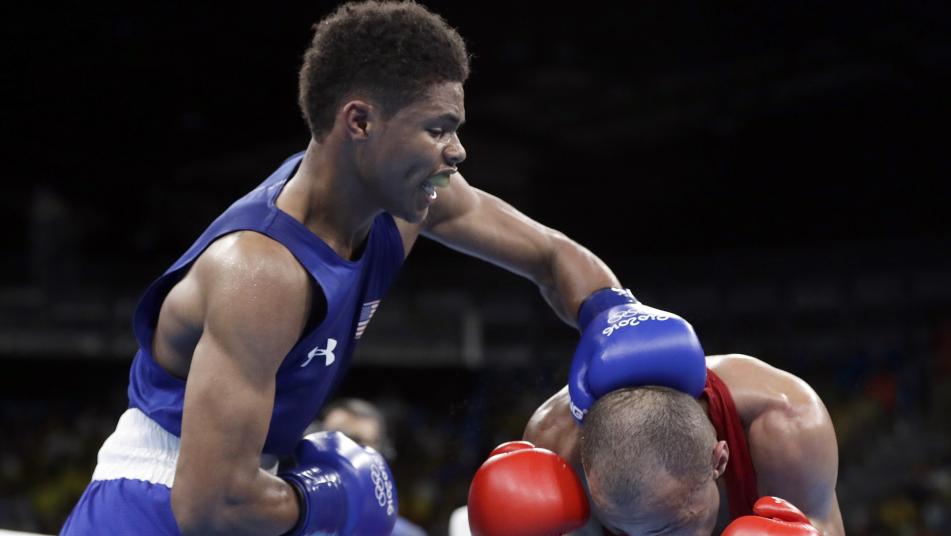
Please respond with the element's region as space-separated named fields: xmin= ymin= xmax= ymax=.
xmin=173 ymin=469 xmax=299 ymax=536
xmin=538 ymin=232 xmax=620 ymax=328
xmin=418 ymin=178 xmax=619 ymax=327
xmin=809 ymin=499 xmax=845 ymax=536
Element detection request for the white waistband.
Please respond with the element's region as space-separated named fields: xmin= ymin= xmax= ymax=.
xmin=91 ymin=408 xmax=278 ymax=487
xmin=91 ymin=408 xmax=181 ymax=486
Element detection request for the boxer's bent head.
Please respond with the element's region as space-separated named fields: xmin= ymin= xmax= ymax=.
xmin=581 ymin=387 xmax=724 ymax=536
xmin=299 ymin=0 xmax=471 ymax=142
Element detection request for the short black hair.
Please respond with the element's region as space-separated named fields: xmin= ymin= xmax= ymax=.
xmin=299 ymin=1 xmax=471 ymax=141
xmin=581 ymin=387 xmax=716 ymax=513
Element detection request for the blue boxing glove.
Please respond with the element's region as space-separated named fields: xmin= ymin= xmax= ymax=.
xmin=568 ymin=288 xmax=707 ymax=423
xmin=280 ymin=431 xmax=397 ymax=536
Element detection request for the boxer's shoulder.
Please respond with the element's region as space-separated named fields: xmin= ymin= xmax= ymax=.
xmin=523 ymin=386 xmax=581 ymax=466
xmin=198 ymin=233 xmax=309 ymax=301
xmin=196 ymin=231 xmax=307 ymax=286
xmin=707 ymin=354 xmax=822 ymax=427
xmin=154 ymin=231 xmax=312 ymax=374
xmin=713 ymin=356 xmax=838 ymax=517
xmin=188 ymin=231 xmax=313 ymax=340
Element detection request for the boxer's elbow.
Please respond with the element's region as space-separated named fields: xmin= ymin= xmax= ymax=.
xmin=171 ymin=491 xmax=219 ymax=536
xmin=172 ymin=473 xmax=260 ymax=536
xmin=172 ymin=492 xmax=228 ymax=536
xmin=173 ymin=500 xmax=250 ymax=536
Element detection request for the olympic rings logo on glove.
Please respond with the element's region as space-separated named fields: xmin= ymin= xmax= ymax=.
xmin=370 ymin=459 xmax=396 ymax=515
xmin=603 ymin=306 xmax=670 ymax=337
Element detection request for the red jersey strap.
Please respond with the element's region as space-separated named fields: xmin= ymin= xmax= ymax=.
xmin=703 ymin=367 xmax=759 ymax=519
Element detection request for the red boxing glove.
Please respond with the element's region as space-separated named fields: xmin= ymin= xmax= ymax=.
xmin=723 ymin=496 xmax=820 ymax=535
xmin=487 ymin=440 xmax=535 ymax=457
xmin=468 ymin=441 xmax=589 ymax=536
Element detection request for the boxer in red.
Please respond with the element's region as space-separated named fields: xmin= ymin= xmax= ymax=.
xmin=470 ymin=354 xmax=844 ymax=535
xmin=469 ymin=295 xmax=844 ymax=535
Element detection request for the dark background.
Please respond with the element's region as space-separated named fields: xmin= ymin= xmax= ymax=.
xmin=2 ymin=1 xmax=950 ymax=534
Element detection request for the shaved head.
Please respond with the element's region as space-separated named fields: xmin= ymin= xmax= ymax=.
xmin=581 ymin=387 xmax=720 ymax=532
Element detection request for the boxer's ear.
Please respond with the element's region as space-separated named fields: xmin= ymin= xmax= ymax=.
xmin=712 ymin=440 xmax=729 ymax=479
xmin=340 ymin=99 xmax=375 ymax=140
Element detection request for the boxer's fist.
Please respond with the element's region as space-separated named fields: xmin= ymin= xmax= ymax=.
xmin=468 ymin=442 xmax=588 ymax=536
xmin=723 ymin=496 xmax=820 ymax=535
xmin=569 ymin=289 xmax=707 ymax=423
xmin=280 ymin=431 xmax=397 ymax=536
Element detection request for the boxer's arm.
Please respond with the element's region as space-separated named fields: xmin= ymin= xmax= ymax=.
xmin=523 ymin=386 xmax=582 ymax=466
xmin=747 ymin=369 xmax=845 ymax=536
xmin=171 ymin=234 xmax=308 ymax=536
xmin=395 ymin=173 xmax=619 ymax=327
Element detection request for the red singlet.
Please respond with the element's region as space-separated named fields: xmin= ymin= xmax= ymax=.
xmin=703 ymin=367 xmax=759 ymax=519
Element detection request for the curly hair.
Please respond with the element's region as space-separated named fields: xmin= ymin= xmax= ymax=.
xmin=299 ymin=1 xmax=471 ymax=141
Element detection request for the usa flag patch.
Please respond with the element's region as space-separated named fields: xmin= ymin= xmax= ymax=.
xmin=354 ymin=300 xmax=380 ymax=339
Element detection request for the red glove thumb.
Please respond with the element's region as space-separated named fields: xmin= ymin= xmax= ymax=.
xmin=488 ymin=440 xmax=535 ymax=457
xmin=753 ymin=496 xmax=812 ymax=524
xmin=723 ymin=496 xmax=819 ymax=536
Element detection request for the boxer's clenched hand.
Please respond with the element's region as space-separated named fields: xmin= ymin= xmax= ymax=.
xmin=280 ymin=431 xmax=397 ymax=536
xmin=468 ymin=441 xmax=589 ymax=536
xmin=569 ymin=288 xmax=707 ymax=423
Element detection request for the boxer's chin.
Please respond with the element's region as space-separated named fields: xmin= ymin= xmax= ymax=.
xmin=403 ymin=206 xmax=429 ymax=225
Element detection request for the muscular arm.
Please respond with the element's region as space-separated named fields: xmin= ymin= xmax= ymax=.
xmin=729 ymin=356 xmax=845 ymax=536
xmin=523 ymin=386 xmax=583 ymax=466
xmin=396 ymin=173 xmax=619 ymax=327
xmin=170 ymin=233 xmax=309 ymax=536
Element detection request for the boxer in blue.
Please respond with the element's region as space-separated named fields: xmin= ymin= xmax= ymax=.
xmin=60 ymin=2 xmax=637 ymax=535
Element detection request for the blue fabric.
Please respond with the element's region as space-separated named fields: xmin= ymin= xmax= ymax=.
xmin=127 ymin=151 xmax=406 ymax=457
xmin=577 ymin=287 xmax=638 ymax=329
xmin=60 ymin=479 xmax=180 ymax=536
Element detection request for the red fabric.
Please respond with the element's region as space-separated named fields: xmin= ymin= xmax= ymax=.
xmin=703 ymin=368 xmax=760 ymax=519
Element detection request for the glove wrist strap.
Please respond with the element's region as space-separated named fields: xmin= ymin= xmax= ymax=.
xmin=280 ymin=468 xmax=348 ymax=536
xmin=578 ymin=288 xmax=638 ymax=330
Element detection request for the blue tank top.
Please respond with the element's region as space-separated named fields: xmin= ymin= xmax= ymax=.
xmin=127 ymin=152 xmax=405 ymax=456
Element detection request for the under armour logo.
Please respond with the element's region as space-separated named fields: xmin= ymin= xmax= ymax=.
xmin=302 ymin=338 xmax=337 ymax=367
